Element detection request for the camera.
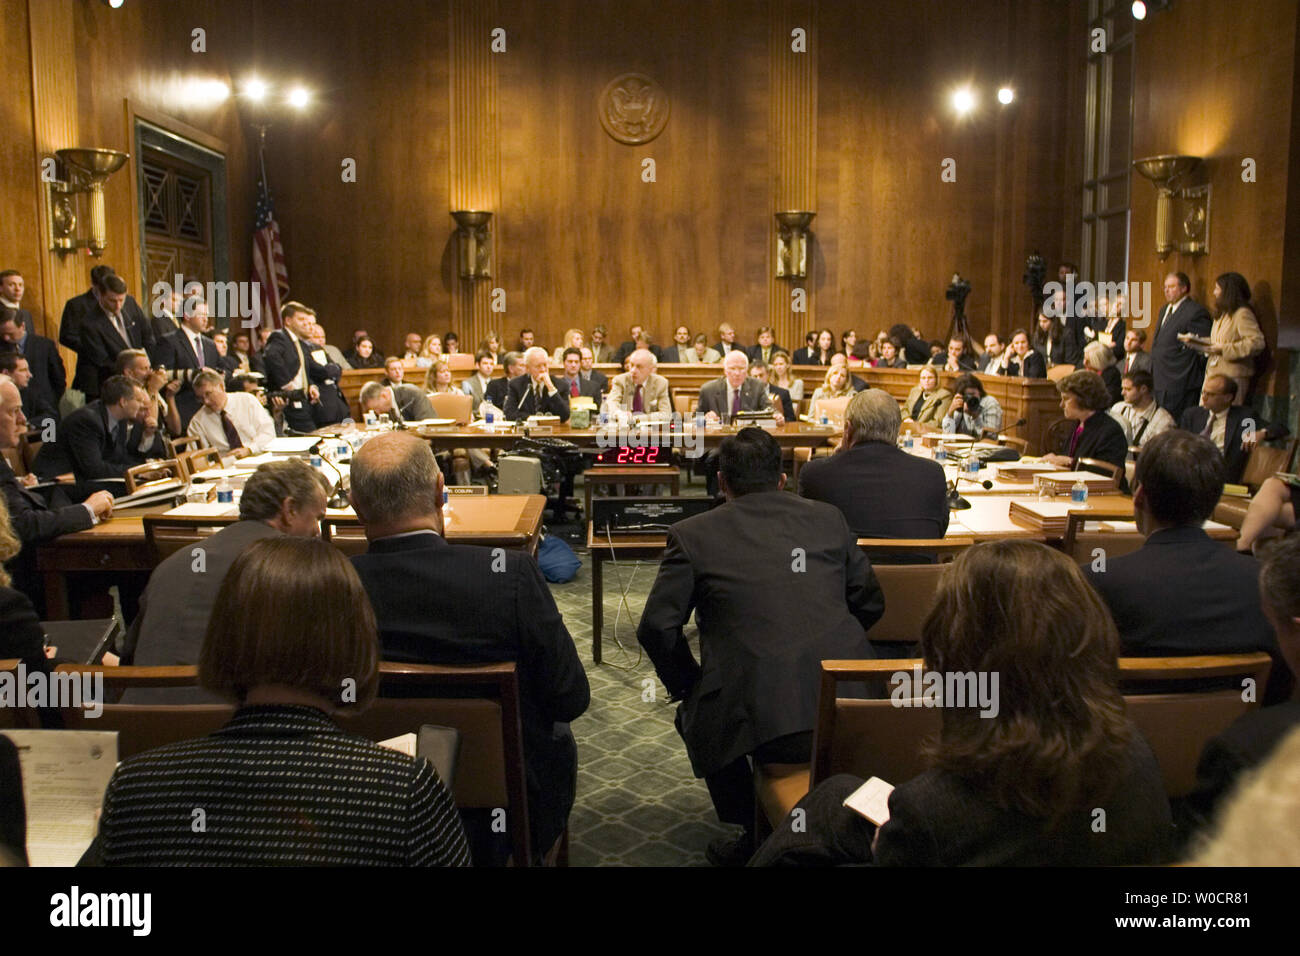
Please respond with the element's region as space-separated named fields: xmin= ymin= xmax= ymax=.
xmin=964 ymin=394 xmax=981 ymax=414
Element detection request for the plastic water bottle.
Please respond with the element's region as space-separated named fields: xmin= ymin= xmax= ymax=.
xmin=442 ymin=487 xmax=454 ymax=521
xmin=216 ymin=478 xmax=234 ymax=505
xmin=1071 ymin=478 xmax=1089 ymax=503
xmin=967 ymin=456 xmax=980 ymax=477
xmin=363 ymin=409 xmax=377 ymax=427
xmin=310 ymin=454 xmax=323 ymax=470
xmin=935 ymin=447 xmax=947 ymax=464
xmin=903 ymin=434 xmax=914 ymax=450
xmin=484 ymin=401 xmax=496 ymax=427
xmin=694 ymin=409 xmax=705 ymax=431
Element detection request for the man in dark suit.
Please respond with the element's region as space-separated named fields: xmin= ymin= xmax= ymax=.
xmin=150 ymin=288 xmax=184 ymax=340
xmin=696 ymin=352 xmax=775 ymax=494
xmin=557 ymin=347 xmax=601 ymax=400
xmin=578 ymin=347 xmax=608 ymax=392
xmin=1150 ymin=271 xmax=1212 ymax=420
xmin=348 ymin=431 xmax=590 ymax=862
xmin=32 ymin=376 xmax=165 ymax=491
xmin=484 ymin=351 xmax=525 ymax=409
xmin=0 ymin=270 xmax=35 ymax=339
xmin=745 ymin=327 xmax=781 ymax=366
xmin=70 ymin=272 xmax=154 ymax=400
xmin=637 ymin=428 xmax=884 ymax=865
xmin=148 ymin=300 xmax=222 ymax=431
xmin=58 ymin=265 xmax=115 ymax=355
xmin=799 ymin=389 xmax=949 ymax=540
xmin=747 ymin=360 xmax=794 ymax=421
xmin=123 ymin=460 xmax=331 ymax=698
xmin=612 ymin=324 xmax=644 ymax=365
xmin=358 ymin=380 xmax=434 ymax=423
xmin=0 ymin=377 xmax=113 ymax=613
xmin=791 ymin=331 xmax=818 ymax=365
xmin=661 ymin=326 xmax=692 ymax=364
xmin=713 ymin=322 xmax=746 ymax=358
xmin=0 ymin=352 xmax=55 ymax=437
xmin=504 ymin=347 xmax=570 ymax=422
xmin=1084 ymin=429 xmax=1282 ymax=694
xmin=1120 ymin=328 xmax=1152 ymax=376
xmin=261 ymin=301 xmax=337 ymax=432
xmin=1177 ymin=375 xmax=1255 ymax=484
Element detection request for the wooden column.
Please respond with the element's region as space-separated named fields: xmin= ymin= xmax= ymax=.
xmin=449 ymin=0 xmax=502 ymax=352
xmin=768 ymin=0 xmax=817 ymax=349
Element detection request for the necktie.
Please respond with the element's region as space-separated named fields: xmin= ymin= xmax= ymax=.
xmin=1201 ymin=412 xmax=1214 ymax=439
xmin=633 ymin=384 xmax=643 ymax=413
xmin=112 ymin=419 xmax=127 ymax=455
xmin=1133 ymin=411 xmax=1151 ymax=444
xmin=219 ymin=409 xmax=244 ymax=450
xmin=192 ymin=334 xmax=205 ymax=368
xmin=731 ymin=387 xmax=740 ymax=416
xmin=111 ymin=312 xmax=128 ymax=344
xmin=570 ymin=378 xmax=579 ymax=398
xmin=534 ymin=385 xmax=543 ymax=411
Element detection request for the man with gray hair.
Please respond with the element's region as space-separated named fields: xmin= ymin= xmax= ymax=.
xmin=348 ymin=431 xmax=589 ymax=864
xmin=123 ymin=458 xmax=331 ymax=695
xmin=359 ymin=377 xmax=434 ymax=424
xmin=605 ymin=348 xmax=670 ymax=417
xmin=188 ymin=369 xmax=277 ymax=454
xmin=799 ymin=389 xmax=949 ymax=539
xmin=503 ymin=346 xmax=570 ymax=422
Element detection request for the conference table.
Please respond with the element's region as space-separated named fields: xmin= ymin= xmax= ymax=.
xmin=36 ymin=495 xmax=547 ymax=620
xmin=410 ymin=420 xmax=839 ymax=455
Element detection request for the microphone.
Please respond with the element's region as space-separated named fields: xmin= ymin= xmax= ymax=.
xmin=956 ymin=473 xmax=994 ymax=490
xmin=309 ymin=439 xmax=350 ymax=510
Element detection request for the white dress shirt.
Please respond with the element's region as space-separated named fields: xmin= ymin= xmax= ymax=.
xmin=1207 ymin=408 xmax=1228 ymax=451
xmin=187 ymin=390 xmax=277 ymax=454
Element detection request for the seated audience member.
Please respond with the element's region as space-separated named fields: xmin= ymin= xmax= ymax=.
xmin=752 ymin=540 xmax=1173 ymax=867
xmin=444 ymin=331 xmax=462 ymax=355
xmin=359 ymin=379 xmax=434 ymax=424
xmin=876 ymin=336 xmax=907 ymax=369
xmin=384 ymin=355 xmax=406 ymax=386
xmin=977 ymin=333 xmax=1004 ymax=373
xmin=888 ymin=323 xmax=932 ymax=366
xmin=461 ymin=349 xmax=496 ymax=415
xmin=0 ymin=496 xmax=55 ymax=674
xmin=0 ymin=351 xmax=57 ymax=435
xmin=1111 ymin=368 xmax=1173 ymax=450
xmin=0 ymin=376 xmax=112 ymax=612
xmin=713 ymin=322 xmax=745 ymax=358
xmin=611 ymin=324 xmax=642 ymax=365
xmin=1084 ymin=430 xmax=1278 ymax=666
xmin=791 ymin=330 xmax=817 ymax=365
xmin=1120 ymin=327 xmax=1151 ymax=376
xmin=941 ymin=373 xmax=1003 ymax=437
xmin=401 ymin=332 xmax=423 ymax=360
xmin=516 ymin=328 xmax=535 ymax=352
xmin=0 ymin=307 xmax=65 ymax=430
xmin=504 ymin=347 xmax=570 ymax=422
xmin=748 ymin=361 xmax=791 ymax=422
xmin=424 ymin=359 xmax=459 ymax=394
xmin=1041 ymin=371 xmax=1128 ymax=481
xmin=124 ymin=460 xmax=330 ymax=686
xmin=1033 ymin=309 xmax=1080 ymax=368
xmin=632 ymin=329 xmax=662 ymax=362
xmin=116 ymin=347 xmax=182 ymax=438
xmin=1083 ymin=341 xmax=1123 ymax=407
xmin=309 ymin=322 xmax=351 ymax=371
xmin=551 ymin=328 xmax=584 ymax=364
xmin=769 ymin=351 xmax=803 ymax=402
xmin=1193 ymin=724 xmax=1300 ymax=866
xmin=606 ymin=348 xmax=671 ymax=417
xmin=187 ymin=369 xmax=277 ymax=454
xmin=578 ymin=347 xmax=608 ymax=392
xmin=484 ymin=350 xmax=524 ymax=409
xmin=420 ymin=334 xmax=444 ymax=365
xmin=228 ymin=330 xmax=264 ymax=376
xmin=808 ymin=365 xmax=855 ymax=422
xmin=90 ymin=535 xmax=470 ymax=866
xmin=211 ymin=331 xmax=239 ymax=378
xmin=348 ymin=432 xmax=589 ymax=862
xmin=841 ymin=329 xmax=858 ymax=360
xmin=799 ymin=389 xmax=948 ymax=539
xmin=1001 ymin=328 xmax=1047 ymax=378
xmin=809 ymin=328 xmax=837 ymax=366
xmin=1175 ymin=534 xmax=1300 ymax=847
xmin=344 ymin=335 xmax=384 ymax=369
xmin=930 ymin=335 xmax=976 ymax=372
xmin=1177 ymin=374 xmax=1255 ymax=484
xmin=683 ymin=333 xmax=721 ymax=364
xmin=31 ymin=376 xmax=161 ymax=488
xmin=588 ymin=325 xmax=613 ymax=363
xmin=746 ymin=327 xmax=780 ymax=365
xmin=661 ymin=325 xmax=692 ymax=363
xmin=477 ymin=331 xmax=499 ymax=363
xmin=829 ymin=352 xmax=867 ymax=391
xmin=637 ymin=428 xmax=884 ymax=865
xmin=1091 ymin=299 xmax=1126 ymax=363
xmin=904 ymin=366 xmax=951 ymax=426
xmin=558 ymin=347 xmax=601 ymax=400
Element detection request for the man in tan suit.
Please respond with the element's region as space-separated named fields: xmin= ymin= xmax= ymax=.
xmin=605 ymin=349 xmax=671 ymax=417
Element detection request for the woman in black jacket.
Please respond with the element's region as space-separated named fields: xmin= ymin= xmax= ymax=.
xmin=1043 ymin=370 xmax=1129 ymax=486
xmin=1001 ymin=328 xmax=1047 ymax=378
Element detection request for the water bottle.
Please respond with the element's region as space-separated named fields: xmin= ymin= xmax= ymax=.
xmin=599 ymin=403 xmax=610 ymax=426
xmin=966 ymin=456 xmax=980 ymax=477
xmin=363 ymin=409 xmax=377 ymax=427
xmin=694 ymin=408 xmax=705 ymax=431
xmin=484 ymin=401 xmax=496 ymax=427
xmin=1071 ymin=478 xmax=1089 ymax=503
xmin=310 ymin=454 xmax=323 ymax=470
xmin=216 ymin=478 xmax=234 ymax=505
xmin=935 ymin=447 xmax=947 ymax=464
xmin=903 ymin=434 xmax=914 ymax=450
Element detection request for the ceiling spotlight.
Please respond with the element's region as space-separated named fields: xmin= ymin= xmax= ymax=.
xmin=287 ymin=87 xmax=311 ymax=109
xmin=1132 ymin=1 xmax=1147 ymax=18
xmin=101 ymin=0 xmax=126 ymax=8
xmin=244 ymin=78 xmax=268 ymax=102
xmin=997 ymin=87 xmax=1015 ymax=105
xmin=952 ymin=88 xmax=976 ymax=115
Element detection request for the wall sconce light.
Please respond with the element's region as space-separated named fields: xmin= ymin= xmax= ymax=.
xmin=451 ymin=210 xmax=493 ymax=279
xmin=46 ymin=147 xmax=130 ymax=257
xmin=1132 ymin=155 xmax=1209 ymax=258
xmin=775 ymin=211 xmax=815 ymax=279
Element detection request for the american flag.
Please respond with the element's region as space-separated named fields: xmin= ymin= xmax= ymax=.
xmin=251 ymin=145 xmax=289 ymax=330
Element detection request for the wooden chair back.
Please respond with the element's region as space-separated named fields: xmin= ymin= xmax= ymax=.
xmin=124 ymin=458 xmax=184 ymax=493
xmin=179 ymin=447 xmax=223 ymax=479
xmin=166 ymin=434 xmax=202 ymax=458
xmin=1061 ymin=510 xmax=1141 ymax=562
xmin=320 ymin=515 xmax=368 ymax=556
xmin=445 ymin=353 xmax=476 ymax=370
xmin=812 ymin=395 xmax=851 ymax=426
xmin=1239 ymin=439 xmax=1297 ymax=493
xmin=428 ymin=391 xmax=472 ymax=424
xmin=1047 ymin=364 xmax=1076 ymax=382
xmin=996 ymin=434 xmax=1028 ymax=453
xmin=671 ymin=389 xmax=698 ymax=416
xmin=856 ymin=537 xmax=974 ymax=564
xmin=869 ymin=563 xmax=949 ymax=645
xmin=1044 ymin=417 xmax=1075 ymax=455
xmin=1076 ymin=457 xmax=1123 ymax=484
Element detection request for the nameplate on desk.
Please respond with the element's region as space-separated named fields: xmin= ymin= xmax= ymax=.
xmin=526 ymin=425 xmax=554 ymax=435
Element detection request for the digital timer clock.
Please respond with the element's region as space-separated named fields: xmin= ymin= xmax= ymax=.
xmin=592 ymin=445 xmax=669 ymax=465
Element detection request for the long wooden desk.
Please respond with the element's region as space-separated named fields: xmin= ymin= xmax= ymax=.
xmin=412 ymin=420 xmax=839 ymax=455
xmin=36 ymin=495 xmax=546 ymax=620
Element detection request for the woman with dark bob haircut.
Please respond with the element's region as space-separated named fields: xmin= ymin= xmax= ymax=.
xmin=751 ymin=540 xmax=1173 ymax=866
xmin=87 ymin=537 xmax=470 ymax=866
xmin=1042 ymin=369 xmax=1130 ymax=484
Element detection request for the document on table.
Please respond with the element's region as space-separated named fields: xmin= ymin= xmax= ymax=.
xmin=842 ymin=775 xmax=895 ymax=826
xmin=163 ymin=502 xmax=239 ymax=518
xmin=1 ymin=730 xmax=118 ymax=866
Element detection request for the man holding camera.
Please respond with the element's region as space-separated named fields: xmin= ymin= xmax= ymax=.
xmin=262 ymin=301 xmax=339 ymax=432
xmin=941 ymin=373 xmax=1003 ymax=437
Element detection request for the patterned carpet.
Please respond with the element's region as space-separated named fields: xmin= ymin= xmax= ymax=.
xmin=545 ymin=477 xmax=735 ymax=866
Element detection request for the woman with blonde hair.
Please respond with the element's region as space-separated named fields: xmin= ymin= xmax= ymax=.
xmin=551 ymin=328 xmax=584 ymax=363
xmin=903 ymin=365 xmax=951 ymax=426
xmin=768 ymin=351 xmax=803 ymax=403
xmin=808 ymin=364 xmax=853 ymax=421
xmin=418 ymin=334 xmax=443 ymax=366
xmin=752 ymin=540 xmax=1172 ymax=866
xmin=424 ymin=359 xmax=458 ymax=393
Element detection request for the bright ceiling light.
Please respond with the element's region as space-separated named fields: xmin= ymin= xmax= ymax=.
xmin=244 ymin=78 xmax=269 ymax=102
xmin=952 ymin=88 xmax=976 ymax=115
xmin=287 ymin=87 xmax=311 ymax=109
xmin=1132 ymin=1 xmax=1147 ymax=19
xmin=997 ymin=87 xmax=1015 ymax=105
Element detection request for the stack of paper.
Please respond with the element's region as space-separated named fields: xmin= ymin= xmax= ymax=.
xmin=1008 ymin=499 xmax=1088 ymax=535
xmin=1034 ymin=471 xmax=1118 ymax=495
xmin=266 ymin=436 xmax=322 ymax=455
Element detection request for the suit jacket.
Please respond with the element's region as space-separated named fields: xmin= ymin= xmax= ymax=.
xmin=1151 ymin=297 xmax=1212 ymax=416
xmin=1085 ymin=526 xmax=1277 ymax=659
xmin=660 ymin=345 xmax=684 ymax=363
xmin=696 ymin=376 xmax=770 ymax=419
xmin=151 ymin=309 xmax=182 ymax=341
xmin=351 ymin=532 xmax=590 ymax=855
xmin=1178 ymin=405 xmax=1253 ymax=484
xmin=14 ymin=332 xmax=65 ymax=422
xmin=71 ymin=299 xmax=153 ymax=397
xmin=32 ymin=400 xmax=144 ymax=485
xmin=680 ymin=346 xmax=721 ymax=364
xmin=1101 ymin=365 xmax=1123 ymax=406
xmin=483 ymin=374 xmax=516 ymax=410
xmin=556 ymin=374 xmax=602 ymax=402
xmin=590 ymin=343 xmax=616 ymax=364
xmin=461 ymin=373 xmax=491 ymax=415
xmin=1 ymin=457 xmax=93 ymax=608
xmin=745 ymin=344 xmax=782 ymax=365
xmin=261 ymin=329 xmax=333 ymax=394
xmin=1119 ymin=350 xmax=1152 ymax=377
xmin=606 ymin=372 xmax=671 ymax=415
xmin=903 ymin=385 xmax=951 ymax=425
xmin=580 ymin=368 xmax=609 ymax=391
xmin=928 ymin=354 xmax=977 ymax=372
xmin=1003 ymin=350 xmax=1047 ymax=379
xmin=150 ymin=328 xmax=224 ymax=430
xmin=57 ymin=288 xmax=98 ymax=353
xmin=391 ymin=383 xmax=435 ymax=421
xmin=503 ymin=374 xmax=571 ymax=422
xmin=636 ymin=491 xmax=884 ymax=777
xmin=713 ymin=341 xmax=747 ymax=359
xmin=123 ymin=521 xmax=282 ymax=702
xmin=799 ymin=441 xmax=949 ymax=539
xmin=613 ymin=340 xmax=663 ymax=364
xmin=765 ymin=383 xmax=795 ymax=421
xmin=1206 ymin=307 xmax=1265 ymax=387
xmin=1063 ymin=410 xmax=1130 ymax=486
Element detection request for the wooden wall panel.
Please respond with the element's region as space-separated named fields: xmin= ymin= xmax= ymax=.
xmin=1 ymin=1 xmax=44 ymax=331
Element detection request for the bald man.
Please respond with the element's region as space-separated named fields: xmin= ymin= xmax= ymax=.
xmin=605 ymin=348 xmax=671 ymax=416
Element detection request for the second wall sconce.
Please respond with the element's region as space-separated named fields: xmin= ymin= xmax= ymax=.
xmin=46 ymin=147 xmax=130 ymax=256
xmin=451 ymin=210 xmax=493 ymax=279
xmin=775 ymin=211 xmax=815 ymax=279
xmin=1132 ymin=155 xmax=1209 ymax=258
